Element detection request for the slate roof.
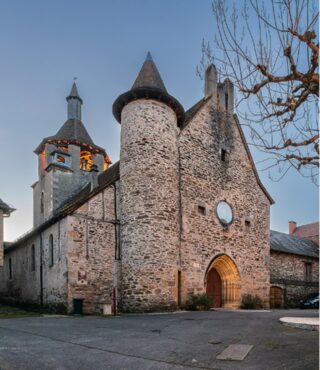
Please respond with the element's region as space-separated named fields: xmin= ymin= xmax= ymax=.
xmin=181 ymin=96 xmax=211 ymax=130
xmin=113 ymin=53 xmax=185 ymax=126
xmin=270 ymin=230 xmax=319 ymax=258
xmin=5 ymin=161 xmax=120 ymax=252
xmin=34 ymin=119 xmax=107 ymax=156
xmin=0 ymin=199 xmax=15 ymax=215
xmin=66 ymin=82 xmax=83 ymax=103
xmin=132 ymin=52 xmax=167 ymax=92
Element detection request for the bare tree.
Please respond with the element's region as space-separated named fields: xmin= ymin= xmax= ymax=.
xmin=199 ymin=0 xmax=319 ymax=184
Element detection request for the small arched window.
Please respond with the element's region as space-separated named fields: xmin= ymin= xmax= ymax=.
xmin=49 ymin=234 xmax=54 ymax=267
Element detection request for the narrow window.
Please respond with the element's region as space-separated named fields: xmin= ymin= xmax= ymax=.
xmin=305 ymin=262 xmax=312 ymax=282
xmin=40 ymin=192 xmax=44 ymax=214
xmin=220 ymin=148 xmax=227 ymax=162
xmin=49 ymin=234 xmax=54 ymax=267
xmin=31 ymin=244 xmax=36 ymax=271
xmin=245 ymin=219 xmax=251 ymax=227
xmin=198 ymin=205 xmax=206 ymax=215
xmin=9 ymin=258 xmax=12 ymax=280
xmin=225 ymin=93 xmax=228 ymax=110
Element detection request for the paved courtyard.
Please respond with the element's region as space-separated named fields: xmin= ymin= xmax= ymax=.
xmin=0 ymin=309 xmax=318 ymax=370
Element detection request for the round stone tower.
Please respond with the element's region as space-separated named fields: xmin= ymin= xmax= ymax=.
xmin=113 ymin=52 xmax=185 ymax=312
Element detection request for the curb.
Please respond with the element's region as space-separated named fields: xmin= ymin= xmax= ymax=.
xmin=279 ymin=317 xmax=319 ymax=331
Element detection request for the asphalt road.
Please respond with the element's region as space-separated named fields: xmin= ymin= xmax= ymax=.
xmin=0 ymin=309 xmax=318 ymax=370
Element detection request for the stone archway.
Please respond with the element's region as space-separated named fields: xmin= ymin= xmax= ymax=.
xmin=205 ymin=254 xmax=241 ymax=308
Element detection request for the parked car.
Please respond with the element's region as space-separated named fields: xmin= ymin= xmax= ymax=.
xmin=299 ymin=293 xmax=319 ymax=309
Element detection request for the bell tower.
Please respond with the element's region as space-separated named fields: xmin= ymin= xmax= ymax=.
xmin=113 ymin=53 xmax=185 ymax=312
xmin=32 ymin=82 xmax=111 ymax=227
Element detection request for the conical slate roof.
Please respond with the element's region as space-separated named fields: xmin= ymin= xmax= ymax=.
xmin=34 ymin=118 xmax=106 ymax=155
xmin=0 ymin=199 xmax=15 ymax=215
xmin=66 ymin=82 xmax=83 ymax=103
xmin=113 ymin=52 xmax=185 ymax=126
xmin=35 ymin=83 xmax=107 ymax=156
xmin=50 ymin=119 xmax=95 ymax=145
xmin=131 ymin=52 xmax=167 ymax=92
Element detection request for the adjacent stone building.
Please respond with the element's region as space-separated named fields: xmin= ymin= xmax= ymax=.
xmin=269 ymin=226 xmax=319 ymax=308
xmin=0 ymin=199 xmax=15 ymax=267
xmin=0 ymin=54 xmax=316 ymax=313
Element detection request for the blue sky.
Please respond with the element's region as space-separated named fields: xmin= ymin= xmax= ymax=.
xmin=0 ymin=0 xmax=318 ymax=241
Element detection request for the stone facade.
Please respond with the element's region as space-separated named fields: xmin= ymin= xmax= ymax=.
xmin=0 ymin=219 xmax=69 ymax=308
xmin=66 ymin=186 xmax=117 ymax=314
xmin=270 ymin=251 xmax=319 ymax=304
xmin=178 ymin=99 xmax=271 ymax=308
xmin=0 ymin=185 xmax=118 ymax=314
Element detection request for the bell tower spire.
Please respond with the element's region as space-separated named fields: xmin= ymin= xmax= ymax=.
xmin=66 ymin=81 xmax=82 ymax=120
xmin=33 ymin=81 xmax=112 ymax=227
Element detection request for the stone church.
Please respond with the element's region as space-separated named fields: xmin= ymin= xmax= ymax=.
xmin=1 ymin=53 xmax=315 ymax=314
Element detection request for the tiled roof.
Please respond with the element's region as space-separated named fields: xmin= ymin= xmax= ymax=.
xmin=293 ymin=222 xmax=319 ymax=244
xmin=270 ymin=230 xmax=319 ymax=258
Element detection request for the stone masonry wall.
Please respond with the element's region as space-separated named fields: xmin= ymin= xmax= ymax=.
xmin=120 ymin=99 xmax=180 ymax=312
xmin=179 ymin=99 xmax=271 ymax=307
xmin=0 ymin=218 xmax=69 ymax=310
xmin=270 ymin=251 xmax=319 ymax=302
xmin=66 ymin=185 xmax=116 ymax=314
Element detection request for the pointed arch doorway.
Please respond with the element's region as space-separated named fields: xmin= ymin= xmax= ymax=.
xmin=206 ymin=254 xmax=241 ymax=308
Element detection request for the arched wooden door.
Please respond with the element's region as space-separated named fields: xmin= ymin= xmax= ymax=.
xmin=206 ymin=268 xmax=222 ymax=307
xmin=270 ymin=286 xmax=283 ymax=308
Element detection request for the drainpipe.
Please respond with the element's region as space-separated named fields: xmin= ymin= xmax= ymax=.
xmin=112 ymin=287 xmax=117 ymax=316
xmin=113 ymin=184 xmax=120 ymax=315
xmin=177 ymin=144 xmax=183 ymax=307
xmin=177 ymin=145 xmax=182 ymax=266
xmin=113 ymin=184 xmax=119 ymax=260
xmin=39 ymin=232 xmax=44 ymax=306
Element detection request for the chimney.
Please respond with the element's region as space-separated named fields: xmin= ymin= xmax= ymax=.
xmin=204 ymin=64 xmax=218 ymax=99
xmin=289 ymin=221 xmax=297 ymax=235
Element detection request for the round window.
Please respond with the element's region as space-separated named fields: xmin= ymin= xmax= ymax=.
xmin=216 ymin=201 xmax=233 ymax=225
